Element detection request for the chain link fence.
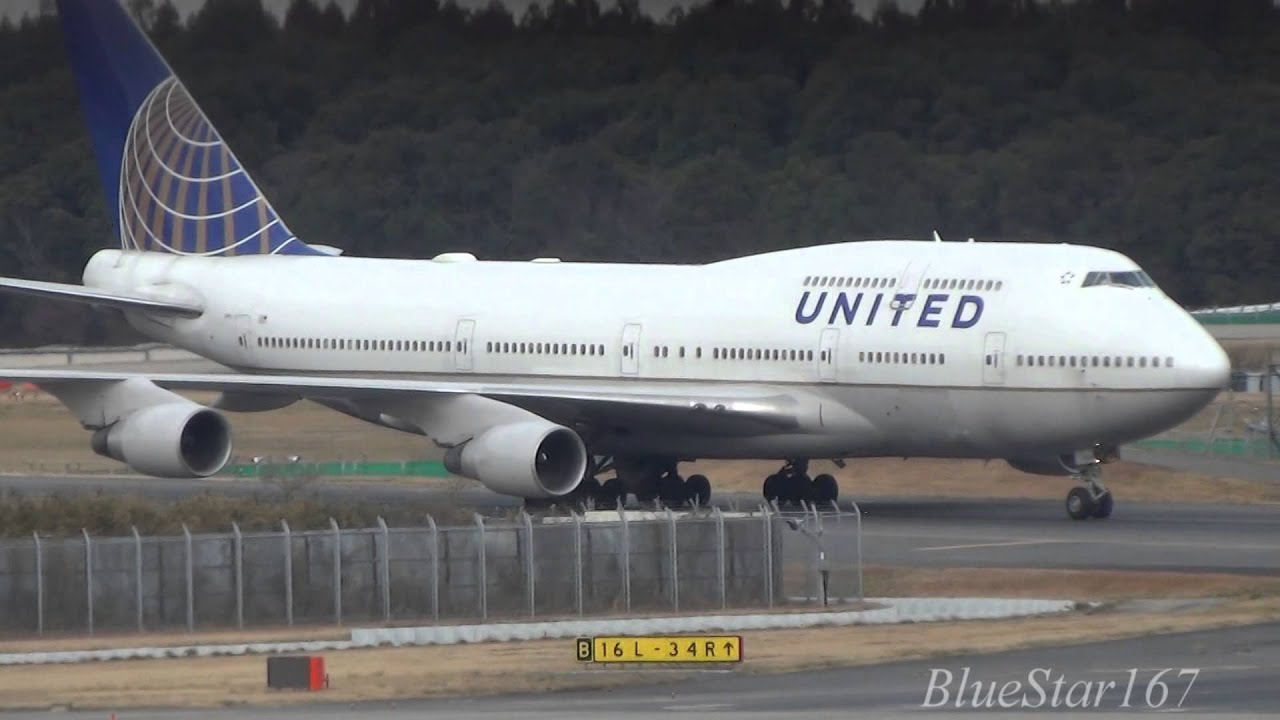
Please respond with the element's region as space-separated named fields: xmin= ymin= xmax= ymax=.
xmin=1130 ymin=385 xmax=1280 ymax=460
xmin=0 ymin=505 xmax=861 ymax=637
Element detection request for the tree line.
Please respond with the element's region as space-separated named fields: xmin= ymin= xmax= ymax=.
xmin=0 ymin=0 xmax=1278 ymax=345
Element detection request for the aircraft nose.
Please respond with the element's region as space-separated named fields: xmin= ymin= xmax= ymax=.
xmin=1181 ymin=329 xmax=1231 ymax=391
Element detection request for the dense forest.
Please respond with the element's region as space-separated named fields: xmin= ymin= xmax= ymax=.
xmin=0 ymin=0 xmax=1278 ymax=345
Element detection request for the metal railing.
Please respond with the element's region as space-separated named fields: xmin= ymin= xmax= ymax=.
xmin=0 ymin=507 xmax=838 ymax=637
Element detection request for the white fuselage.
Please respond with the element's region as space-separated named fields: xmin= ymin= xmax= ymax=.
xmin=82 ymin=240 xmax=1229 ymax=461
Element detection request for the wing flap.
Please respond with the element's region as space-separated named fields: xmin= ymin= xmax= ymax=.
xmin=0 ymin=277 xmax=203 ymax=318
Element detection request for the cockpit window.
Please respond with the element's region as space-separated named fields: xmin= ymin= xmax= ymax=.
xmin=1082 ymin=271 xmax=1156 ymax=288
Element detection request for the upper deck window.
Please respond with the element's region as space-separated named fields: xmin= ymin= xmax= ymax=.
xmin=1082 ymin=271 xmax=1156 ymax=288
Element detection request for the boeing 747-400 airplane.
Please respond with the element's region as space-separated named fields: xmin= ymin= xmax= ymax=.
xmin=0 ymin=0 xmax=1230 ymax=520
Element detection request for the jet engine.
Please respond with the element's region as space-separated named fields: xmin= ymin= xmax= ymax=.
xmin=443 ymin=421 xmax=587 ymax=498
xmin=91 ymin=402 xmax=232 ymax=478
xmin=1004 ymin=453 xmax=1090 ymax=476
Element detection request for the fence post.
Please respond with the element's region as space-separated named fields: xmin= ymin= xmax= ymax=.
xmin=761 ymin=503 xmax=774 ymax=609
xmin=849 ymin=498 xmax=864 ymax=601
xmin=81 ymin=528 xmax=93 ymax=635
xmin=521 ymin=510 xmax=535 ymax=618
xmin=330 ymin=517 xmax=342 ymax=626
xmin=131 ymin=526 xmax=143 ymax=632
xmin=713 ymin=507 xmax=726 ymax=610
xmin=668 ymin=508 xmax=679 ymax=612
xmin=474 ymin=513 xmax=487 ymax=620
xmin=32 ymin=532 xmax=42 ymax=636
xmin=427 ymin=514 xmax=439 ymax=621
xmin=182 ymin=524 xmax=194 ymax=632
xmin=281 ymin=519 xmax=293 ymax=627
xmin=377 ymin=517 xmax=391 ymax=624
xmin=617 ymin=499 xmax=630 ymax=613
xmin=231 ymin=522 xmax=244 ymax=630
xmin=572 ymin=511 xmax=583 ymax=616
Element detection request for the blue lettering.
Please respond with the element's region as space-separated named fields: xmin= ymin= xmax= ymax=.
xmin=865 ymin=293 xmax=882 ymax=326
xmin=795 ymin=291 xmax=827 ymax=325
xmin=827 ymin=292 xmax=862 ymax=325
xmin=918 ymin=294 xmax=949 ymax=327
xmin=952 ymin=294 xmax=984 ymax=328
xmin=890 ymin=294 xmax=916 ymax=327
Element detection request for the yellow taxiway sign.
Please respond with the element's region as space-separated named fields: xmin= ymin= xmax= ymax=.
xmin=576 ymin=635 xmax=743 ymax=663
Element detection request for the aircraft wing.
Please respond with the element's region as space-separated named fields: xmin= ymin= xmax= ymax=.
xmin=0 ymin=277 xmax=203 ymax=318
xmin=0 ymin=368 xmax=816 ymax=436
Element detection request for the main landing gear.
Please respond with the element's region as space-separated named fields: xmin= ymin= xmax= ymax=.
xmin=1065 ymin=465 xmax=1113 ymax=521
xmin=761 ymin=459 xmax=839 ymax=506
xmin=541 ymin=456 xmax=713 ymax=510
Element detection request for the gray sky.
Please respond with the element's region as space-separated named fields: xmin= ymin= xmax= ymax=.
xmin=8 ymin=0 xmax=926 ymax=22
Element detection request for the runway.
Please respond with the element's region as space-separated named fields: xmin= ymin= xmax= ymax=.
xmin=11 ymin=622 xmax=1279 ymax=718
xmin=3 ymin=474 xmax=1278 ymax=575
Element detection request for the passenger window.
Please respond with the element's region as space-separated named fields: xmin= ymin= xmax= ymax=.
xmin=1059 ymin=356 xmax=1066 ymax=366
xmin=939 ymin=353 xmax=946 ymax=364
xmin=1166 ymin=356 xmax=1174 ymax=368
xmin=696 ymin=348 xmax=702 ymax=359
xmin=995 ymin=281 xmax=1003 ymax=290
xmin=1127 ymin=357 xmax=1134 ymax=367
xmin=678 ymin=347 xmax=685 ymax=358
xmin=1103 ymin=357 xmax=1111 ymax=367
xmin=807 ymin=350 xmax=814 ymax=361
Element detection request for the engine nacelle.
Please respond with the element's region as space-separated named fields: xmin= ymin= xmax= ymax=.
xmin=443 ymin=421 xmax=587 ymax=498
xmin=1005 ymin=453 xmax=1090 ymax=476
xmin=91 ymin=402 xmax=233 ymax=478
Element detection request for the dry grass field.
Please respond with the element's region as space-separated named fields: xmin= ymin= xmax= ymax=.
xmin=0 ymin=590 xmax=1276 ymax=710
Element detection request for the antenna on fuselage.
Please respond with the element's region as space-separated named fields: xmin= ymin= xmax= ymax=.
xmin=932 ymin=230 xmax=943 ymax=242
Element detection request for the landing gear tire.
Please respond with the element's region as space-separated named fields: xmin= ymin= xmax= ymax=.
xmin=657 ymin=473 xmax=686 ymax=507
xmin=811 ymin=473 xmax=839 ymax=505
xmin=686 ymin=474 xmax=711 ymax=507
xmin=599 ymin=477 xmax=622 ymax=508
xmin=575 ymin=476 xmax=601 ymax=506
xmin=785 ymin=474 xmax=812 ymax=506
xmin=763 ymin=473 xmax=783 ymax=503
xmin=1066 ymin=486 xmax=1095 ymax=520
xmin=1091 ymin=492 xmax=1114 ymax=519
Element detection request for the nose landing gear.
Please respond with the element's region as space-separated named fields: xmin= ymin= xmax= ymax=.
xmin=1066 ymin=465 xmax=1113 ymax=520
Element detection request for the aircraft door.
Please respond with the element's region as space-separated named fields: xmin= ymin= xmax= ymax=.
xmin=455 ymin=319 xmax=475 ymax=372
xmin=819 ymin=327 xmax=839 ymax=382
xmin=621 ymin=323 xmax=642 ymax=376
xmin=983 ymin=332 xmax=1006 ymax=385
xmin=229 ymin=313 xmax=256 ymax=367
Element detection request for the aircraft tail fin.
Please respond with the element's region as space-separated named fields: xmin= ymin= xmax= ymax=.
xmin=56 ymin=0 xmax=325 ymax=257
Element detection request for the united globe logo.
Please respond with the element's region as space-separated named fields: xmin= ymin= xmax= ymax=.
xmin=118 ymin=76 xmax=302 ymax=256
